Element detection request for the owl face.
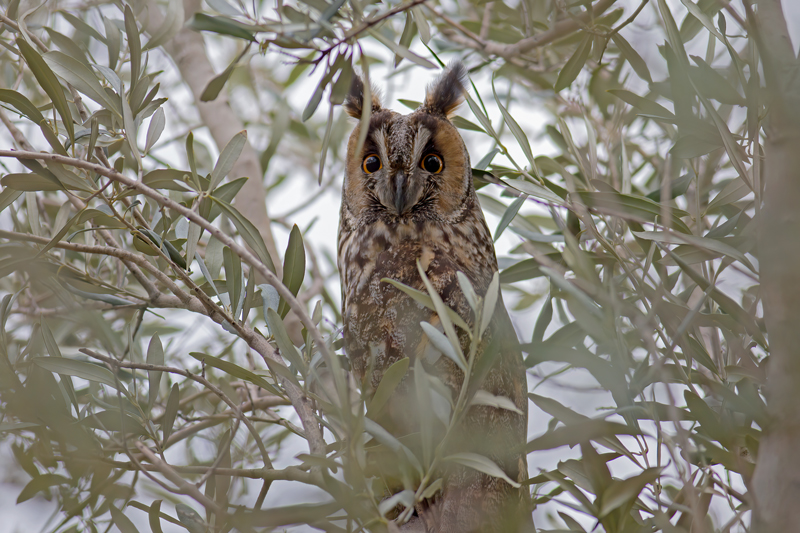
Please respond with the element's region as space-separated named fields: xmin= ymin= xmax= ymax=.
xmin=341 ymin=63 xmax=473 ymax=225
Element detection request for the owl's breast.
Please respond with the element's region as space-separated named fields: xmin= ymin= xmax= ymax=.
xmin=339 ymin=216 xmax=494 ymax=388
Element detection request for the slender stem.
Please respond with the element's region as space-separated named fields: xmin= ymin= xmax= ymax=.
xmin=0 ymin=148 xmax=329 ymax=456
xmin=82 ymin=348 xmax=274 ymax=470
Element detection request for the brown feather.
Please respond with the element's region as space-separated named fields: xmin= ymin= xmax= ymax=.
xmin=338 ymin=62 xmax=532 ymax=532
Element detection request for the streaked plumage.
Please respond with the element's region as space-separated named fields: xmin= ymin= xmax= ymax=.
xmin=337 ymin=63 xmax=531 ymax=532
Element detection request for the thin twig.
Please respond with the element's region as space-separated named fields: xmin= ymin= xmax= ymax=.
xmin=0 ymin=148 xmax=328 ymax=457
xmin=135 ymin=441 xmax=225 ymax=515
xmin=607 ymin=0 xmax=649 ymax=38
xmin=431 ymin=0 xmax=616 ymax=59
xmin=47 ymin=455 xmax=319 ymax=483
xmin=81 ymin=348 xmax=274 ymax=470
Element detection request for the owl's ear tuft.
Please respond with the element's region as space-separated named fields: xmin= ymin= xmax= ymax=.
xmin=423 ymin=61 xmax=468 ymax=118
xmin=343 ymin=73 xmax=382 ymax=119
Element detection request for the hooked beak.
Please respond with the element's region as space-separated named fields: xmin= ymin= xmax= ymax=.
xmin=393 ymin=171 xmax=410 ymax=214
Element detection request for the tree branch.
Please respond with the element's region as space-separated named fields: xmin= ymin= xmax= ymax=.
xmin=431 ymin=0 xmax=616 ymax=59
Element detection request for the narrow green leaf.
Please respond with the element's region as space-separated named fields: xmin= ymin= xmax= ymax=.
xmin=104 ymin=17 xmax=121 ymax=70
xmin=415 ymin=359 xmax=435 ymax=466
xmin=500 ymin=258 xmax=543 ymax=284
xmin=450 ymin=116 xmax=485 ymax=133
xmin=607 ymin=89 xmax=676 ymax=120
xmin=456 ymin=272 xmax=478 ymax=313
xmin=278 ymin=224 xmax=306 ymax=318
xmin=363 ymin=418 xmax=423 ymax=474
xmin=446 ymin=452 xmax=520 ymax=488
xmin=209 ymin=131 xmax=247 ymax=191
xmin=33 ymin=356 xmax=121 ymax=391
xmin=633 ymin=230 xmax=756 ymax=273
xmin=494 ymin=195 xmax=526 ymax=241
xmin=318 ymin=104 xmax=335 ymax=184
xmin=598 ymin=467 xmax=662 ymax=517
xmin=201 ymin=63 xmax=235 ymax=102
xmin=148 ymin=500 xmax=164 ymax=533
xmin=381 ymin=278 xmax=470 ymax=333
xmin=110 ymin=504 xmax=141 ymax=533
xmin=670 ymin=133 xmax=724 ymax=159
xmin=504 ymin=178 xmax=563 ymax=205
xmin=43 ymin=51 xmax=121 ymax=115
xmin=0 ymin=422 xmax=39 ymax=433
xmin=367 ymin=357 xmax=410 ymax=416
xmin=266 ymin=308 xmax=306 ymax=377
xmin=145 ymin=107 xmax=165 ymax=154
xmin=142 ymin=169 xmax=193 ymax=191
xmin=697 ymin=93 xmax=752 ymax=189
xmin=124 ymin=5 xmax=142 ymax=85
xmin=480 ymin=272 xmax=500 ymax=337
xmin=417 ymin=261 xmax=467 ymax=362
xmin=302 ymin=79 xmax=327 ymax=122
xmin=707 ymin=178 xmax=750 ymax=212
xmin=329 ymin=58 xmax=354 ymax=105
xmin=188 ymin=352 xmax=280 ymax=395
xmin=412 ymin=6 xmax=430 ymax=44
xmin=161 ymin=383 xmax=180 ymax=444
xmin=572 ymin=191 xmax=692 ymax=234
xmin=395 ymin=13 xmax=416 ymax=67
xmin=185 ymin=222 xmax=202 ymax=273
xmin=32 ymin=209 xmax=83 ymax=260
xmin=17 ymin=474 xmax=71 ymax=504
xmin=492 ymin=80 xmax=536 ymax=171
xmin=211 ymin=196 xmax=276 ymax=273
xmin=420 ymin=321 xmax=466 ymax=372
xmin=689 ymin=56 xmax=745 ymax=105
xmin=523 ymin=420 xmax=639 ymax=453
xmin=680 ymin=0 xmax=724 ymax=41
xmin=0 ymin=88 xmax=45 ymax=123
xmin=303 ymin=56 xmax=343 ymax=121
xmin=367 ymin=28 xmax=435 ymax=69
xmin=665 ymin=247 xmax=766 ymax=346
xmin=464 ymin=92 xmax=498 ymax=138
xmin=398 ymin=99 xmax=422 ymax=110
xmin=658 ymin=0 xmax=689 ymax=69
xmin=16 ymin=38 xmax=74 ymax=143
xmin=146 ymin=334 xmax=164 ymax=408
xmin=1 ymin=173 xmax=62 ymax=191
xmin=60 ymin=11 xmax=106 ymax=44
xmin=121 ymin=80 xmax=142 ymax=169
xmin=143 ymin=0 xmax=184 ymax=51
xmin=530 ymin=393 xmax=588 ymax=424
xmin=611 ymin=33 xmax=652 ymax=83
xmin=187 ymin=13 xmax=256 ymax=41
xmin=259 ymin=283 xmax=280 ymax=318
xmin=223 ymin=246 xmax=244 ymax=316
xmin=378 ymin=490 xmax=415 ymax=517
xmin=470 ymin=390 xmax=523 ymax=415
xmin=175 ymin=504 xmax=207 ymax=533
xmin=555 ymin=34 xmax=592 ymax=92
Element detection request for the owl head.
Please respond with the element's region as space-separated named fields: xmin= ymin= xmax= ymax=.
xmin=341 ymin=62 xmax=474 ymax=224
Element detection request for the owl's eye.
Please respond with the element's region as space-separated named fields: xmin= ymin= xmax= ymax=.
xmin=421 ymin=153 xmax=443 ymax=174
xmin=362 ymin=155 xmax=382 ymax=174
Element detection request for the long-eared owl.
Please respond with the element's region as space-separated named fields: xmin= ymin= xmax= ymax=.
xmin=337 ymin=62 xmax=532 ymax=533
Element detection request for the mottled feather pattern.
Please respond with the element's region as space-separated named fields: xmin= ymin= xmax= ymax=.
xmin=338 ymin=62 xmax=532 ymax=532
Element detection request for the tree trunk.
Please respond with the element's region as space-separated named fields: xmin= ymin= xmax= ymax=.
xmin=139 ymin=0 xmax=282 ymax=274
xmin=751 ymin=1 xmax=800 ymax=530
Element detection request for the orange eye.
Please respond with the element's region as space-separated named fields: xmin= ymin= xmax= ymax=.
xmin=362 ymin=155 xmax=382 ymax=174
xmin=421 ymin=153 xmax=443 ymax=174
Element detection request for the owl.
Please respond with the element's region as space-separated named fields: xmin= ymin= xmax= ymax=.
xmin=337 ymin=62 xmax=532 ymax=533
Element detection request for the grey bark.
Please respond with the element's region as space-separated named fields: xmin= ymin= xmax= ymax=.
xmin=139 ymin=0 xmax=281 ymax=275
xmin=751 ymin=0 xmax=800 ymax=530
